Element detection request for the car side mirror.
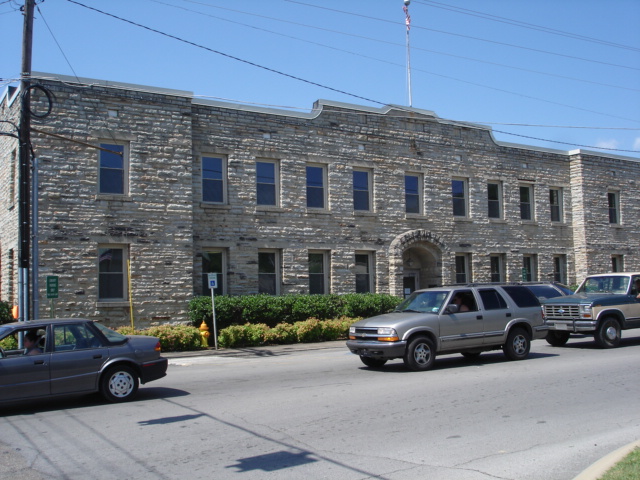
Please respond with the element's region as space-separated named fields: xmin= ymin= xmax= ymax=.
xmin=445 ymin=304 xmax=459 ymax=314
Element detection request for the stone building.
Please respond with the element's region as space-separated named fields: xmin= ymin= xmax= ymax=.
xmin=1 ymin=73 xmax=638 ymax=327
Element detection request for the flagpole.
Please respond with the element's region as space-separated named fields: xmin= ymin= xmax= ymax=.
xmin=403 ymin=0 xmax=412 ymax=107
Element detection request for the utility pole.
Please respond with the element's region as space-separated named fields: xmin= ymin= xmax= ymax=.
xmin=18 ymin=0 xmax=35 ymax=322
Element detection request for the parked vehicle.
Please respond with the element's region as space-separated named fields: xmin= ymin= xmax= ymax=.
xmin=522 ymin=282 xmax=573 ymax=300
xmin=542 ymin=272 xmax=640 ymax=348
xmin=346 ymin=284 xmax=547 ymax=371
xmin=0 ymin=318 xmax=168 ymax=403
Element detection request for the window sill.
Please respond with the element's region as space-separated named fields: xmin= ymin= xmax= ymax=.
xmin=354 ymin=210 xmax=377 ymax=217
xmin=453 ymin=216 xmax=472 ymax=223
xmin=405 ymin=213 xmax=424 ymax=219
xmin=95 ymin=194 xmax=132 ymax=202
xmin=97 ymin=301 xmax=130 ymax=308
xmin=306 ymin=208 xmax=331 ymax=215
xmin=609 ymin=223 xmax=624 ymax=229
xmin=520 ymin=220 xmax=538 ymax=225
xmin=200 ymin=202 xmax=231 ymax=210
xmin=489 ymin=218 xmax=507 ymax=224
xmin=256 ymin=205 xmax=284 ymax=213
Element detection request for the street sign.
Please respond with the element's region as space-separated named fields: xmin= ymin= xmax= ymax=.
xmin=208 ymin=273 xmax=218 ymax=289
xmin=46 ymin=276 xmax=59 ymax=299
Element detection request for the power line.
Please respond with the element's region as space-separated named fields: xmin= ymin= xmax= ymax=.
xmin=417 ymin=0 xmax=640 ymax=53
xmin=149 ymin=0 xmax=639 ymax=94
xmin=284 ymin=0 xmax=640 ymax=72
xmin=65 ymin=0 xmax=386 ymax=108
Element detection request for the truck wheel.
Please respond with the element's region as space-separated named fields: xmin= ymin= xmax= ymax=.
xmin=403 ymin=336 xmax=435 ymax=371
xmin=359 ymin=356 xmax=387 ymax=368
xmin=503 ymin=328 xmax=531 ymax=360
xmin=546 ymin=331 xmax=570 ymax=347
xmin=594 ymin=317 xmax=621 ymax=349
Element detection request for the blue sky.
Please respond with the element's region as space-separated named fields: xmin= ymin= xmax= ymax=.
xmin=2 ymin=0 xmax=639 ymax=158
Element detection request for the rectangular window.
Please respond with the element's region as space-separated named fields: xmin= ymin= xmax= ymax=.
xmin=452 ymin=178 xmax=468 ymax=217
xmin=256 ymin=160 xmax=278 ymax=206
xmin=201 ymin=250 xmax=225 ymax=295
xmin=522 ymin=255 xmax=537 ymax=281
xmin=520 ymin=185 xmax=534 ymax=221
xmin=405 ymin=174 xmax=421 ymax=214
xmin=550 ymin=188 xmax=563 ymax=222
xmin=309 ymin=251 xmax=329 ymax=294
xmin=306 ymin=165 xmax=326 ymax=209
xmin=608 ymin=191 xmax=620 ymax=224
xmin=611 ymin=255 xmax=624 ymax=273
xmin=553 ymin=255 xmax=567 ymax=283
xmin=258 ymin=250 xmax=279 ymax=295
xmin=455 ymin=254 xmax=471 ymax=284
xmin=353 ymin=169 xmax=371 ymax=211
xmin=99 ymin=143 xmax=127 ymax=195
xmin=487 ymin=182 xmax=502 ymax=219
xmin=202 ymin=156 xmax=225 ymax=203
xmin=98 ymin=246 xmax=126 ymax=300
xmin=355 ymin=252 xmax=373 ymax=293
xmin=490 ymin=254 xmax=505 ymax=283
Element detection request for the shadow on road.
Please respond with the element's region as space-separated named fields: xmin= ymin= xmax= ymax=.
xmin=0 ymin=387 xmax=189 ymax=416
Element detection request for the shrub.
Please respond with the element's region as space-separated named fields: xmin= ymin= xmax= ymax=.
xmin=116 ymin=324 xmax=203 ymax=352
xmin=190 ymin=293 xmax=401 ymax=331
xmin=321 ymin=317 xmax=353 ymax=341
xmin=294 ymin=318 xmax=324 ymax=343
xmin=0 ymin=301 xmax=13 ymax=325
xmin=264 ymin=322 xmax=298 ymax=345
xmin=218 ymin=324 xmax=249 ymax=348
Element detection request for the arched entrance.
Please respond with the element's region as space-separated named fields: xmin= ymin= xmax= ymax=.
xmin=389 ymin=230 xmax=447 ymax=297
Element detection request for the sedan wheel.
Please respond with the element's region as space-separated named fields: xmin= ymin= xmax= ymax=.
xmin=100 ymin=365 xmax=139 ymax=403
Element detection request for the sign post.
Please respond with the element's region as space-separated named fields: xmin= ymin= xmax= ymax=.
xmin=46 ymin=275 xmax=58 ymax=318
xmin=208 ymin=273 xmax=218 ymax=350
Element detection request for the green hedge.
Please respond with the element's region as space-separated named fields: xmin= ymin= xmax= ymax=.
xmin=117 ymin=324 xmax=203 ymax=352
xmin=218 ymin=317 xmax=357 ymax=348
xmin=0 ymin=301 xmax=13 ymax=325
xmin=189 ymin=293 xmax=401 ymax=332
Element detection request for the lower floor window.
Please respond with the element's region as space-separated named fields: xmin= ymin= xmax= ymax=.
xmin=355 ymin=252 xmax=373 ymax=293
xmin=455 ymin=254 xmax=471 ymax=284
xmin=490 ymin=254 xmax=505 ymax=283
xmin=202 ymin=250 xmax=225 ymax=295
xmin=553 ymin=255 xmax=567 ymax=283
xmin=258 ymin=250 xmax=280 ymax=295
xmin=309 ymin=251 xmax=329 ymax=295
xmin=98 ymin=246 xmax=126 ymax=300
xmin=522 ymin=255 xmax=537 ymax=281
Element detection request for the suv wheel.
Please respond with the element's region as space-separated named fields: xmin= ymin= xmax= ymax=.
xmin=594 ymin=317 xmax=621 ymax=349
xmin=546 ymin=331 xmax=570 ymax=347
xmin=503 ymin=328 xmax=531 ymax=360
xmin=359 ymin=356 xmax=387 ymax=368
xmin=403 ymin=336 xmax=435 ymax=371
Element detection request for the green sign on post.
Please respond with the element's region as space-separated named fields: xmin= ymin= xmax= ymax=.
xmin=46 ymin=276 xmax=59 ymax=299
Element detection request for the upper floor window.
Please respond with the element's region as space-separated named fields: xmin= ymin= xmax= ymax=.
xmin=520 ymin=185 xmax=534 ymax=221
xmin=487 ymin=181 xmax=502 ymax=219
xmin=353 ymin=169 xmax=372 ymax=211
xmin=201 ymin=250 xmax=226 ymax=296
xmin=452 ymin=178 xmax=468 ymax=217
xmin=306 ymin=165 xmax=327 ymax=209
xmin=405 ymin=174 xmax=422 ymax=214
xmin=258 ymin=250 xmax=280 ymax=295
xmin=202 ymin=156 xmax=225 ymax=203
xmin=549 ymin=188 xmax=563 ymax=222
xmin=98 ymin=246 xmax=127 ymax=300
xmin=355 ymin=252 xmax=374 ymax=293
xmin=608 ymin=191 xmax=620 ymax=224
xmin=256 ymin=160 xmax=279 ymax=206
xmin=309 ymin=251 xmax=330 ymax=294
xmin=99 ymin=143 xmax=127 ymax=195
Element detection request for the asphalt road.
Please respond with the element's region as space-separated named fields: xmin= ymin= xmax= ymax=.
xmin=2 ymin=333 xmax=640 ymax=480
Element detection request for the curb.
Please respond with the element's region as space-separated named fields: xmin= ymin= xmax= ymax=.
xmin=573 ymin=440 xmax=640 ymax=480
xmin=163 ymin=340 xmax=346 ymax=359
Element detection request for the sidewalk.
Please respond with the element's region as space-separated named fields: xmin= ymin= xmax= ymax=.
xmin=164 ymin=341 xmax=638 ymax=480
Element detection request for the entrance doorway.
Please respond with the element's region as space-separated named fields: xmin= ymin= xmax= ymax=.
xmin=402 ymin=245 xmax=441 ymax=293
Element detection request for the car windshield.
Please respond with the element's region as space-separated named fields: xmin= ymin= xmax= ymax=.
xmin=396 ymin=291 xmax=449 ymax=313
xmin=576 ymin=276 xmax=630 ymax=294
xmin=94 ymin=322 xmax=128 ymax=343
